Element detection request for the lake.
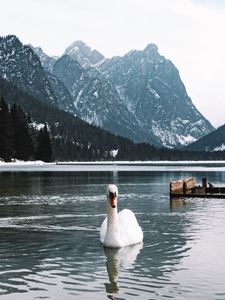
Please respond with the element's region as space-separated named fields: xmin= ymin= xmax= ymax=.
xmin=0 ymin=163 xmax=225 ymax=299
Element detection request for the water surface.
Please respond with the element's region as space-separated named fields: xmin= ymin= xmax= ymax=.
xmin=0 ymin=168 xmax=225 ymax=299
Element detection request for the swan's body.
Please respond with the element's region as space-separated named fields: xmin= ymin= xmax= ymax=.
xmin=100 ymin=184 xmax=143 ymax=248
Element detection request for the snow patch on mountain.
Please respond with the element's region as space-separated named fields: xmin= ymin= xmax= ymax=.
xmin=213 ymin=144 xmax=225 ymax=151
xmin=152 ymin=120 xmax=197 ymax=147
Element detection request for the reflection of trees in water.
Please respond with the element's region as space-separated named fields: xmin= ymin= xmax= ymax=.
xmin=0 ymin=171 xmax=116 ymax=196
xmin=0 ymin=172 xmax=47 ymax=196
xmin=0 ymin=171 xmax=114 ymax=217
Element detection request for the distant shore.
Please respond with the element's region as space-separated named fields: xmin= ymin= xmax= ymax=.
xmin=0 ymin=160 xmax=225 ymax=172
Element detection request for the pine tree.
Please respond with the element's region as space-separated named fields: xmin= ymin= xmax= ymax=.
xmin=0 ymin=97 xmax=15 ymax=161
xmin=34 ymin=124 xmax=53 ymax=162
xmin=11 ymin=104 xmax=34 ymax=160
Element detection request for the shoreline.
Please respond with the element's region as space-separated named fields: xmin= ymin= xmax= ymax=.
xmin=0 ymin=160 xmax=225 ymax=172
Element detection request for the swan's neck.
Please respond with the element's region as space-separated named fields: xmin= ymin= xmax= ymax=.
xmin=104 ymin=200 xmax=121 ymax=247
xmin=107 ymin=205 xmax=119 ymax=231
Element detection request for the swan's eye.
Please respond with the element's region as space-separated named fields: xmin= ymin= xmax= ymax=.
xmin=109 ymin=192 xmax=116 ymax=198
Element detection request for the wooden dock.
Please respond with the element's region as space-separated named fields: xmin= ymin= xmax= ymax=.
xmin=170 ymin=177 xmax=225 ymax=199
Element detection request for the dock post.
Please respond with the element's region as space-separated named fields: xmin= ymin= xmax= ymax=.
xmin=169 ymin=182 xmax=172 ymax=199
xmin=183 ymin=181 xmax=187 ymax=194
xmin=202 ymin=178 xmax=207 ymax=188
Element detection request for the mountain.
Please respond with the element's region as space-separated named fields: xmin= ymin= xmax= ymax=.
xmin=0 ymin=35 xmax=76 ymax=115
xmin=31 ymin=45 xmax=57 ymax=72
xmin=51 ymin=56 xmax=158 ymax=144
xmin=45 ymin=71 xmax=77 ymax=115
xmin=186 ymin=124 xmax=225 ymax=152
xmin=63 ymin=40 xmax=105 ymax=68
xmin=0 ymin=70 xmax=224 ymax=161
xmin=52 ymin=54 xmax=83 ymax=95
xmin=0 ymin=76 xmax=191 ymax=161
xmin=51 ymin=41 xmax=214 ymax=147
xmin=97 ymin=43 xmax=214 ymax=148
xmin=0 ymin=35 xmax=57 ymax=106
xmin=1 ymin=35 xmax=214 ymax=148
xmin=0 ymin=35 xmax=151 ymax=145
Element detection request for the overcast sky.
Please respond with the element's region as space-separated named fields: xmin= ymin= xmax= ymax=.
xmin=0 ymin=0 xmax=225 ymax=127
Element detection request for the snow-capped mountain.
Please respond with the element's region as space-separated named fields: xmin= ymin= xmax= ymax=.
xmin=64 ymin=40 xmax=105 ymax=68
xmin=97 ymin=43 xmax=214 ymax=147
xmin=58 ymin=40 xmax=214 ymax=147
xmin=0 ymin=35 xmax=214 ymax=148
xmin=51 ymin=55 xmax=156 ymax=143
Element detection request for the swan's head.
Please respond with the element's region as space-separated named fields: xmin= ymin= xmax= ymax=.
xmin=107 ymin=184 xmax=118 ymax=209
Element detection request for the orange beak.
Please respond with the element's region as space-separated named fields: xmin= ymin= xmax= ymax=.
xmin=109 ymin=192 xmax=117 ymax=208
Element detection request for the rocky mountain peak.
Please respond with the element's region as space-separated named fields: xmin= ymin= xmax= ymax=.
xmin=143 ymin=43 xmax=163 ymax=61
xmin=144 ymin=43 xmax=159 ymax=53
xmin=64 ymin=40 xmax=104 ymax=68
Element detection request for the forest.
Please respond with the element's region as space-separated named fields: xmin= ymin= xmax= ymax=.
xmin=0 ymin=98 xmax=52 ymax=162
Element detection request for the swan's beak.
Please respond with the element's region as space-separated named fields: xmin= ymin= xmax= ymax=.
xmin=109 ymin=192 xmax=117 ymax=208
xmin=110 ymin=197 xmax=116 ymax=208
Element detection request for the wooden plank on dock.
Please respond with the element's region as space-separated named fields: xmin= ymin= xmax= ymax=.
xmin=170 ymin=177 xmax=225 ymax=199
xmin=170 ymin=177 xmax=195 ymax=195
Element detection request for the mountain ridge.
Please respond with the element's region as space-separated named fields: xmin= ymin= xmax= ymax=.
xmin=97 ymin=42 xmax=214 ymax=147
xmin=0 ymin=35 xmax=215 ymax=148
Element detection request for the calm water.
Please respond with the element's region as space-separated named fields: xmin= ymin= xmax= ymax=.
xmin=0 ymin=168 xmax=225 ymax=299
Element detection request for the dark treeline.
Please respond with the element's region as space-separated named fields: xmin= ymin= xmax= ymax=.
xmin=1 ymin=76 xmax=225 ymax=162
xmin=0 ymin=97 xmax=52 ymax=162
xmin=187 ymin=123 xmax=225 ymax=152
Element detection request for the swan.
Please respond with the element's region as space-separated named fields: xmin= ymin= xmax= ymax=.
xmin=100 ymin=184 xmax=143 ymax=248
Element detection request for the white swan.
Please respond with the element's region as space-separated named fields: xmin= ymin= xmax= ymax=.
xmin=100 ymin=184 xmax=143 ymax=248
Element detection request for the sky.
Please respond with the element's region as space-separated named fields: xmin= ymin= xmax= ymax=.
xmin=0 ymin=0 xmax=225 ymax=128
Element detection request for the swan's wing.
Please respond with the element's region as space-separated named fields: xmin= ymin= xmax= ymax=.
xmin=118 ymin=209 xmax=143 ymax=245
xmin=100 ymin=216 xmax=107 ymax=243
xmin=118 ymin=209 xmax=139 ymax=228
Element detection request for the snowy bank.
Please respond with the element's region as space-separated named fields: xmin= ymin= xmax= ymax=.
xmin=0 ymin=160 xmax=225 ymax=173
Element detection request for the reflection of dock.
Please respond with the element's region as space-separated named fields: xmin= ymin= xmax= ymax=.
xmin=170 ymin=177 xmax=225 ymax=199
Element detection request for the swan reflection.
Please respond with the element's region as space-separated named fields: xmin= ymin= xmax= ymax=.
xmin=103 ymin=242 xmax=143 ymax=297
